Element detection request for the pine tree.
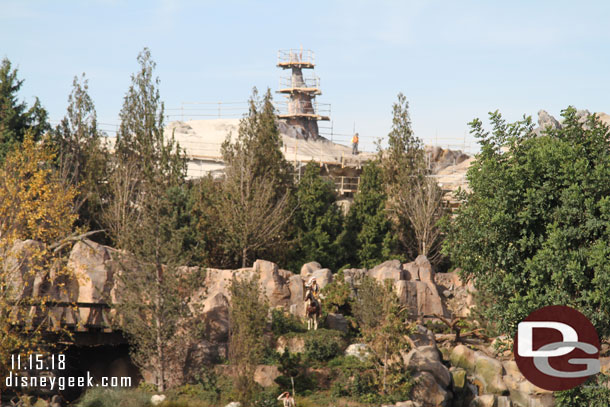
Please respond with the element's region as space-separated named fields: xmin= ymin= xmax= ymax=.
xmin=290 ymin=162 xmax=344 ymax=270
xmin=214 ymin=88 xmax=294 ymax=268
xmin=228 ymin=275 xmax=269 ymax=406
xmin=380 ymin=93 xmax=444 ymax=262
xmin=105 ymin=48 xmax=193 ymax=392
xmin=53 ymin=74 xmax=109 ymax=232
xmin=342 ymin=160 xmax=397 ymax=268
xmin=0 ymin=58 xmax=49 ymax=160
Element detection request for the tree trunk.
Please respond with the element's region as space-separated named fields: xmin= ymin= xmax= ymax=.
xmin=242 ymin=247 xmax=248 ymax=268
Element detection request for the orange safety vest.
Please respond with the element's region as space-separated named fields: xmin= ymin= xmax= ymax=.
xmin=352 ymin=134 xmax=359 ymax=144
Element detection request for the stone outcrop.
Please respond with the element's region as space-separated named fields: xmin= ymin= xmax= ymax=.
xmin=344 ymin=343 xmax=372 ymax=361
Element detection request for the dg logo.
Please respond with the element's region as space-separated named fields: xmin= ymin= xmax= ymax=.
xmin=513 ymin=305 xmax=600 ymax=391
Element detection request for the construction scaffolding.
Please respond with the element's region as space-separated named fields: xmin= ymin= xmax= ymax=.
xmin=276 ymin=48 xmax=330 ymax=139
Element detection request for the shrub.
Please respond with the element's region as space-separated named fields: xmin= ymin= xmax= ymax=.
xmin=76 ymin=388 xmax=152 ymax=407
xmin=303 ymin=329 xmax=344 ymax=362
xmin=271 ymin=308 xmax=306 ymax=336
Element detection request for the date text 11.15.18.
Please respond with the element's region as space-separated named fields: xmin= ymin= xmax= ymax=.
xmin=11 ymin=354 xmax=66 ymax=371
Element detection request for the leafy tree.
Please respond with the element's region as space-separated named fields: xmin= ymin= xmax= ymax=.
xmin=105 ymin=48 xmax=194 ymax=392
xmin=228 ymin=275 xmax=269 ymax=406
xmin=53 ymin=73 xmax=109 ymax=232
xmin=0 ymin=58 xmax=49 ymax=160
xmin=555 ymin=373 xmax=610 ymax=406
xmin=214 ymin=88 xmax=294 ymax=268
xmin=443 ymin=107 xmax=610 ymax=337
xmin=352 ymin=277 xmax=412 ymax=399
xmin=289 ymin=162 xmax=344 ymax=270
xmin=0 ymin=134 xmax=78 ymax=390
xmin=342 ymin=160 xmax=397 ymax=268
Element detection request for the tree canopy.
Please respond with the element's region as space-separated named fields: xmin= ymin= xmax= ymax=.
xmin=0 ymin=58 xmax=49 ymax=161
xmin=443 ymin=107 xmax=610 ymax=337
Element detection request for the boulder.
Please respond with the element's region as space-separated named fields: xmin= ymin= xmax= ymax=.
xmin=342 ymin=268 xmax=367 ymax=293
xmin=276 ymin=336 xmax=306 ymax=354
xmin=403 ymin=262 xmax=420 ymax=281
xmin=474 ymin=354 xmax=508 ymax=395
xmin=4 ymin=239 xmax=47 ymax=300
xmin=202 ymin=292 xmax=230 ymax=343
xmin=408 ymin=324 xmax=437 ymax=348
xmin=309 ymin=268 xmax=332 ymax=289
xmin=344 ymin=343 xmax=372 ymax=361
xmin=225 ymin=403 xmax=241 ymax=407
xmin=469 ymin=395 xmax=496 ymax=407
xmin=288 ymin=275 xmax=305 ymax=317
xmin=415 ymin=255 xmax=434 ymax=283
xmin=254 ymin=365 xmax=280 ymax=387
xmin=151 ymin=395 xmax=166 ymax=406
xmin=398 ymin=281 xmax=446 ymax=318
xmin=254 ymin=260 xmax=292 ymax=307
xmin=452 ymin=367 xmax=467 ymax=390
xmin=403 ymin=346 xmax=451 ymax=388
xmin=496 ymin=396 xmax=512 ymax=407
xmin=450 ymin=345 xmax=476 ymax=372
xmin=368 ymin=260 xmax=404 ymax=282
xmin=326 ymin=313 xmax=349 ymax=333
xmin=300 ymin=261 xmax=321 ymax=279
xmin=411 ymin=371 xmax=452 ymax=407
xmin=537 ymin=110 xmax=562 ymax=130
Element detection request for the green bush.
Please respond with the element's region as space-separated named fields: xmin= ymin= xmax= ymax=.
xmin=271 ymin=308 xmax=306 ymax=336
xmin=303 ymin=329 xmax=344 ymax=362
xmin=555 ymin=373 xmax=610 ymax=407
xmin=76 ymin=388 xmax=152 ymax=407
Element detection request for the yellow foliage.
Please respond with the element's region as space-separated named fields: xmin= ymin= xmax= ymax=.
xmin=0 ymin=133 xmax=79 ymax=388
xmin=0 ymin=133 xmax=78 ymax=245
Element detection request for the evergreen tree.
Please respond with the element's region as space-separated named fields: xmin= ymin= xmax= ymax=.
xmin=105 ymin=48 xmax=193 ymax=392
xmin=228 ymin=275 xmax=269 ymax=406
xmin=0 ymin=58 xmax=49 ymax=160
xmin=379 ymin=93 xmax=444 ymax=262
xmin=222 ymin=87 xmax=293 ymax=192
xmin=290 ymin=162 xmax=344 ymax=270
xmin=214 ymin=88 xmax=294 ymax=268
xmin=342 ymin=160 xmax=397 ymax=268
xmin=53 ymin=73 xmax=109 ymax=232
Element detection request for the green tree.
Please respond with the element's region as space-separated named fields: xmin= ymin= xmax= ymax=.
xmin=105 ymin=48 xmax=194 ymax=392
xmin=0 ymin=58 xmax=49 ymax=160
xmin=290 ymin=161 xmax=344 ymax=270
xmin=380 ymin=93 xmax=444 ymax=262
xmin=53 ymin=73 xmax=109 ymax=232
xmin=228 ymin=275 xmax=269 ymax=406
xmin=342 ymin=160 xmax=397 ymax=268
xmin=352 ymin=277 xmax=412 ymax=399
xmin=222 ymin=87 xmax=293 ymax=193
xmin=214 ymin=88 xmax=293 ymax=268
xmin=443 ymin=107 xmax=610 ymax=337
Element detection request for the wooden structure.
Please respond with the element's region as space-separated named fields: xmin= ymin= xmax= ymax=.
xmin=276 ymin=48 xmax=330 ymax=138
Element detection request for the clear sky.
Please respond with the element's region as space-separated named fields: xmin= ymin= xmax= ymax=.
xmin=2 ymin=0 xmax=609 ymax=153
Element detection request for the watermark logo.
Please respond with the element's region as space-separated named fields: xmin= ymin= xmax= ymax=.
xmin=513 ymin=305 xmax=600 ymax=391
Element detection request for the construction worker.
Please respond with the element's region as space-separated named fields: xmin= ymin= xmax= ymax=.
xmin=351 ymin=132 xmax=359 ymax=155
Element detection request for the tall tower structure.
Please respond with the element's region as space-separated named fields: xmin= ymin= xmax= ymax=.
xmin=276 ymin=48 xmax=330 ymax=139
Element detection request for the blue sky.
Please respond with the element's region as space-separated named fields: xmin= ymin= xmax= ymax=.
xmin=2 ymin=0 xmax=610 ymax=152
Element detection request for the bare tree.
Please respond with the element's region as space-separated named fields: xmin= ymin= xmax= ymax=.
xmin=391 ymin=175 xmax=445 ymax=262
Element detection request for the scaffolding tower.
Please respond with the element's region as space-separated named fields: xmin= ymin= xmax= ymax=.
xmin=276 ymin=48 xmax=330 ymax=139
